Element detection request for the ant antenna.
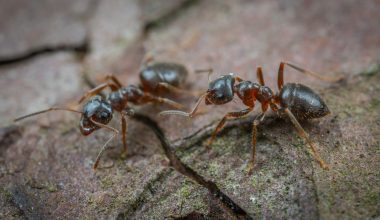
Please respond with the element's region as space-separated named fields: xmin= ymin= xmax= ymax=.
xmin=160 ymin=93 xmax=207 ymax=118
xmin=90 ymin=118 xmax=119 ymax=169
xmin=14 ymin=107 xmax=83 ymax=122
xmin=195 ymin=68 xmax=214 ymax=83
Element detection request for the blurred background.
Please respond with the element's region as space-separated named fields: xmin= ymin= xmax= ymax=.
xmin=0 ymin=0 xmax=379 ymax=219
xmin=1 ymin=0 xmax=379 ymax=125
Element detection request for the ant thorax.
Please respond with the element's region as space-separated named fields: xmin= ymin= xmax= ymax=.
xmin=234 ymin=81 xmax=260 ymax=106
xmin=106 ymin=85 xmax=145 ymax=112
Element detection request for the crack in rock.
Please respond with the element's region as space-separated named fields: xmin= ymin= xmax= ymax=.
xmin=0 ymin=40 xmax=89 ymax=66
xmin=130 ymin=113 xmax=253 ymax=220
xmin=142 ymin=0 xmax=200 ymax=35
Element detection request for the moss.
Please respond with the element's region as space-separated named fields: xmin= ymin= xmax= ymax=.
xmin=360 ymin=63 xmax=380 ymax=77
xmin=0 ymin=187 xmax=12 ymax=202
xmin=178 ymin=182 xmax=192 ymax=199
xmin=292 ymin=138 xmax=304 ymax=149
xmin=375 ymin=144 xmax=380 ymax=154
xmin=362 ymin=192 xmax=380 ymax=207
xmin=250 ymin=175 xmax=259 ymax=188
xmin=207 ymin=161 xmax=221 ymax=177
xmin=45 ymin=182 xmax=58 ymax=192
xmin=369 ymin=99 xmax=380 ymax=110
xmin=100 ymin=176 xmax=114 ymax=189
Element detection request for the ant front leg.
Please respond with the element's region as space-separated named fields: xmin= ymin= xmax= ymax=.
xmin=78 ymin=82 xmax=120 ymax=104
xmin=120 ymin=111 xmax=128 ymax=157
xmin=121 ymin=108 xmax=135 ymax=158
xmin=247 ymin=112 xmax=266 ymax=175
xmin=282 ymin=108 xmax=330 ymax=170
xmin=206 ymin=108 xmax=253 ymax=149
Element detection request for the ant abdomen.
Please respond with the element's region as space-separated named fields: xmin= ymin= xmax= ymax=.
xmin=140 ymin=62 xmax=188 ymax=93
xmin=279 ymin=83 xmax=330 ymax=120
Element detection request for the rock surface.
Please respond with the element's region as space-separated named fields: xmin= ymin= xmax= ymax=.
xmin=0 ymin=0 xmax=379 ymax=219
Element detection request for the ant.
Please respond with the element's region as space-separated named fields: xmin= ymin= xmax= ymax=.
xmin=14 ymin=59 xmax=193 ymax=170
xmin=161 ymin=62 xmax=340 ymax=174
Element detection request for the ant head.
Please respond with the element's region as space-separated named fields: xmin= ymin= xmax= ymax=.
xmin=205 ymin=75 xmax=235 ymax=105
xmin=80 ymin=96 xmax=113 ymax=135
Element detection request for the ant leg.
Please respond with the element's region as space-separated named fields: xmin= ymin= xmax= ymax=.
xmin=104 ymin=74 xmax=123 ymax=88
xmin=234 ymin=76 xmax=244 ymax=82
xmin=247 ymin=112 xmax=266 ymax=174
xmin=78 ymin=82 xmax=119 ymax=104
xmin=277 ymin=62 xmax=285 ymax=90
xmin=283 ymin=108 xmax=330 ymax=170
xmin=90 ymin=118 xmax=119 ymax=169
xmin=159 ymin=93 xmax=207 ymax=117
xmin=256 ymin=67 xmax=265 ymax=85
xmin=278 ymin=61 xmax=342 ymax=90
xmin=156 ymin=82 xmax=200 ymax=97
xmin=206 ymin=108 xmax=253 ymax=149
xmin=143 ymin=94 xmax=185 ymax=110
xmin=140 ymin=50 xmax=157 ymax=68
xmin=120 ymin=112 xmax=128 ymax=156
xmin=14 ymin=107 xmax=82 ymax=122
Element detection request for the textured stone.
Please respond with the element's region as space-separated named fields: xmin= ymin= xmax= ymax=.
xmin=0 ymin=53 xmax=82 ymax=125
xmin=139 ymin=0 xmax=190 ymax=24
xmin=84 ymin=0 xmax=143 ymax=75
xmin=1 ymin=0 xmax=379 ymax=219
xmin=0 ymin=0 xmax=93 ymax=58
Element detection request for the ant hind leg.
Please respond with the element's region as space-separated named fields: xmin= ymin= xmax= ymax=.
xmin=143 ymin=94 xmax=185 ymax=110
xmin=256 ymin=67 xmax=265 ymax=86
xmin=277 ymin=61 xmax=342 ymax=90
xmin=283 ymin=108 xmax=330 ymax=170
xmin=156 ymin=82 xmax=201 ymax=97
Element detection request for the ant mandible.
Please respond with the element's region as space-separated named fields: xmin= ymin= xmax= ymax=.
xmin=161 ymin=62 xmax=339 ymax=174
xmin=14 ymin=59 xmax=192 ymax=169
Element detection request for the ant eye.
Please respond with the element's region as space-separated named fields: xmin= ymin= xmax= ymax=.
xmin=100 ymin=112 xmax=109 ymax=120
